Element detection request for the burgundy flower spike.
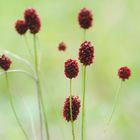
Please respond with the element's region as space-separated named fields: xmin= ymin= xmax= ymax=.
xmin=78 ymin=8 xmax=93 ymax=29
xmin=0 ymin=54 xmax=12 ymax=71
xmin=58 ymin=42 xmax=67 ymax=51
xmin=24 ymin=8 xmax=41 ymax=34
xmin=79 ymin=41 xmax=94 ymax=66
xmin=64 ymin=59 xmax=79 ymax=79
xmin=63 ymin=96 xmax=81 ymax=122
xmin=118 ymin=66 xmax=131 ymax=81
xmin=15 ymin=20 xmax=28 ymax=35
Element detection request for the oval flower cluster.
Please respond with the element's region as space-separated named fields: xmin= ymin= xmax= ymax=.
xmin=79 ymin=41 xmax=94 ymax=66
xmin=78 ymin=8 xmax=93 ymax=29
xmin=118 ymin=66 xmax=131 ymax=81
xmin=15 ymin=8 xmax=41 ymax=35
xmin=15 ymin=20 xmax=28 ymax=35
xmin=64 ymin=59 xmax=79 ymax=79
xmin=63 ymin=96 xmax=81 ymax=121
xmin=0 ymin=54 xmax=12 ymax=71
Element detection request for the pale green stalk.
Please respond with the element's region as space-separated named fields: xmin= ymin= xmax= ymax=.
xmin=107 ymin=80 xmax=123 ymax=126
xmin=33 ymin=34 xmax=50 ymax=140
xmin=81 ymin=65 xmax=86 ymax=140
xmin=23 ymin=35 xmax=33 ymax=58
xmin=102 ymin=81 xmax=123 ymax=140
xmin=70 ymin=79 xmax=75 ymax=140
xmin=5 ymin=72 xmax=30 ymax=140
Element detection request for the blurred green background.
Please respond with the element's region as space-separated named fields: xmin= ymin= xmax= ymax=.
xmin=0 ymin=0 xmax=140 ymax=140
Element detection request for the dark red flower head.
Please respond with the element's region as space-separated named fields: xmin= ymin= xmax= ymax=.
xmin=79 ymin=41 xmax=94 ymax=66
xmin=15 ymin=20 xmax=28 ymax=35
xmin=58 ymin=42 xmax=67 ymax=51
xmin=24 ymin=8 xmax=41 ymax=34
xmin=63 ymin=96 xmax=80 ymax=122
xmin=78 ymin=8 xmax=93 ymax=29
xmin=118 ymin=66 xmax=131 ymax=81
xmin=64 ymin=59 xmax=79 ymax=79
xmin=0 ymin=54 xmax=12 ymax=71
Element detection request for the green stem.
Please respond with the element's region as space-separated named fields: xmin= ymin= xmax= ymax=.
xmin=70 ymin=79 xmax=75 ymax=140
xmin=23 ymin=99 xmax=37 ymax=140
xmin=5 ymin=72 xmax=30 ymax=140
xmin=81 ymin=65 xmax=86 ymax=140
xmin=33 ymin=34 xmax=50 ymax=140
xmin=83 ymin=29 xmax=86 ymax=41
xmin=23 ymin=35 xmax=33 ymax=59
xmin=33 ymin=34 xmax=43 ymax=140
xmin=33 ymin=35 xmax=39 ymax=73
xmin=36 ymin=81 xmax=44 ymax=140
xmin=4 ymin=50 xmax=35 ymax=74
xmin=102 ymin=81 xmax=123 ymax=140
xmin=38 ymin=82 xmax=50 ymax=140
xmin=0 ymin=69 xmax=36 ymax=80
xmin=107 ymin=80 xmax=123 ymax=126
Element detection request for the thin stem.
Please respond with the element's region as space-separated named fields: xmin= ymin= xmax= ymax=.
xmin=0 ymin=69 xmax=36 ymax=80
xmin=38 ymin=82 xmax=50 ymax=140
xmin=33 ymin=35 xmax=39 ymax=74
xmin=70 ymin=79 xmax=75 ymax=140
xmin=23 ymin=35 xmax=33 ymax=59
xmin=4 ymin=50 xmax=35 ymax=75
xmin=33 ymin=34 xmax=50 ymax=140
xmin=102 ymin=81 xmax=123 ymax=140
xmin=36 ymin=36 xmax=41 ymax=71
xmin=81 ymin=65 xmax=86 ymax=140
xmin=22 ymin=99 xmax=37 ymax=140
xmin=40 ymin=76 xmax=66 ymax=140
xmin=36 ymin=81 xmax=44 ymax=140
xmin=107 ymin=80 xmax=123 ymax=126
xmin=33 ymin=34 xmax=43 ymax=140
xmin=5 ymin=72 xmax=30 ymax=140
xmin=83 ymin=29 xmax=86 ymax=41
